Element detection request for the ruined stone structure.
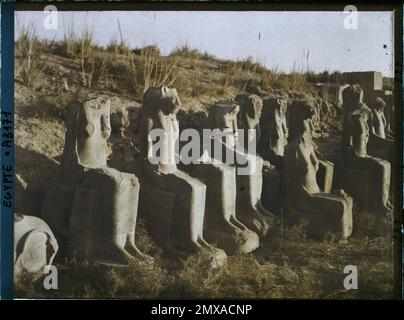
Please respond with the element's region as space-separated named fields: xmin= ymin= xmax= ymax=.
xmin=139 ymin=87 xmax=227 ymax=264
xmin=14 ymin=214 xmax=58 ymax=277
xmin=340 ymin=108 xmax=392 ymax=215
xmin=42 ymin=97 xmax=151 ymax=266
xmin=344 ymin=71 xmax=383 ymax=94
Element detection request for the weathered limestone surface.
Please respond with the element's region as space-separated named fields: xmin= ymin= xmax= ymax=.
xmin=343 ymin=71 xmax=383 ymax=93
xmin=235 ymin=94 xmax=262 ymax=146
xmin=192 ymin=100 xmax=260 ymax=254
xmin=288 ymin=99 xmax=335 ymax=191
xmin=284 ymin=99 xmax=353 ymax=239
xmin=139 ymin=87 xmax=227 ymax=265
xmin=340 ymin=108 xmax=392 ymax=215
xmin=42 ymin=97 xmax=151 ymax=266
xmin=316 ymin=83 xmax=349 ymax=107
xmin=284 ymin=132 xmax=353 ymax=239
xmin=371 ymin=97 xmax=388 ymax=139
xmin=14 ymin=214 xmax=58 ymax=277
xmin=258 ymin=97 xmax=289 ymax=170
xmin=342 ymin=85 xmax=392 ymax=162
xmin=212 ymin=99 xmax=272 ymax=237
xmin=367 ymin=97 xmax=394 ymax=161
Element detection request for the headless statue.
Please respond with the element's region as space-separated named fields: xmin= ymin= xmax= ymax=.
xmin=139 ymin=87 xmax=226 ymax=265
xmin=14 ymin=213 xmax=58 ymax=277
xmin=342 ymin=108 xmax=392 ymax=215
xmin=42 ymin=97 xmax=151 ymax=266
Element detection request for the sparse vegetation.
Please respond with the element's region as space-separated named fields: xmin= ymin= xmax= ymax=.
xmin=13 ymin=218 xmax=394 ymax=299
xmin=15 ymin=24 xmax=43 ymax=87
xmin=61 ymin=18 xmax=79 ymax=58
xmin=170 ymin=44 xmax=215 ymax=61
xmin=14 ymin=24 xmax=395 ymax=300
xmin=129 ymin=46 xmax=179 ymax=96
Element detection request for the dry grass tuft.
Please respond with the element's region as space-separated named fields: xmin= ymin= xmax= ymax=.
xmin=15 ymin=24 xmax=43 ymax=87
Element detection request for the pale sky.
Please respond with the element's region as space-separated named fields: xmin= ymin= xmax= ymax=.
xmin=15 ymin=10 xmax=394 ymax=77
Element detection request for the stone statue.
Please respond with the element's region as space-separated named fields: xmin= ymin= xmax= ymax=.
xmin=139 ymin=87 xmax=227 ymax=265
xmin=288 ymin=99 xmax=334 ymax=193
xmin=342 ymin=85 xmax=392 ymax=162
xmin=235 ymin=94 xmax=262 ymax=146
xmin=382 ymin=91 xmax=394 ymax=133
xmin=258 ymin=97 xmax=289 ymax=170
xmin=370 ymin=97 xmax=388 ymax=139
xmin=340 ymin=107 xmax=392 ymax=215
xmin=234 ymin=95 xmax=274 ymax=235
xmin=284 ymin=115 xmax=353 ymax=239
xmin=14 ymin=213 xmax=58 ymax=277
xmin=42 ymin=96 xmax=151 ymax=266
xmin=191 ymin=101 xmax=261 ymax=254
xmin=341 ymin=85 xmax=367 ymax=152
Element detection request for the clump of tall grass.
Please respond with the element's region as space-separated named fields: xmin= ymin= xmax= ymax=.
xmin=106 ymin=19 xmax=131 ymax=56
xmin=170 ymin=44 xmax=214 ymax=61
xmin=129 ymin=46 xmax=179 ymax=96
xmin=61 ymin=19 xmax=79 ymax=58
xmin=79 ymin=26 xmax=111 ymax=88
xmin=15 ymin=25 xmax=43 ymax=87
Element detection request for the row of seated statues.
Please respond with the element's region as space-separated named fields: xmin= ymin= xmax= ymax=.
xmin=15 ymin=84 xmax=394 ymax=275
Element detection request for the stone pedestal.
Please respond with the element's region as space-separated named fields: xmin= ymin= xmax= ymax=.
xmin=339 ymin=155 xmax=391 ymax=215
xmin=284 ymin=192 xmax=353 ymax=239
xmin=192 ymin=163 xmax=259 ymax=255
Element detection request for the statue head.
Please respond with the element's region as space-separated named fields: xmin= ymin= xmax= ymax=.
xmin=264 ymin=97 xmax=288 ymax=118
xmin=288 ymin=99 xmax=316 ymax=142
xmin=235 ymin=94 xmax=263 ymax=127
xmin=293 ymin=99 xmax=316 ymax=121
xmin=143 ymin=86 xmax=181 ymax=116
xmin=342 ymin=84 xmax=364 ymax=110
xmin=209 ymin=101 xmax=240 ymax=134
xmin=372 ymin=97 xmax=386 ymax=112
